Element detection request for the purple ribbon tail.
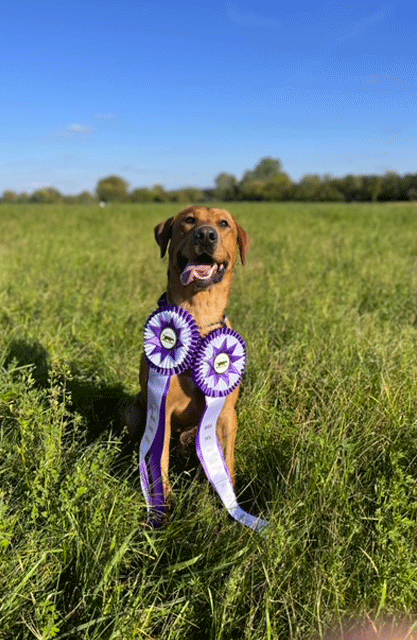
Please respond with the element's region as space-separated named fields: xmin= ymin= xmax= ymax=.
xmin=141 ymin=373 xmax=171 ymax=526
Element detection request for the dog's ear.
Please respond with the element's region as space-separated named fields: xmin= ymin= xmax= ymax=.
xmin=236 ymin=223 xmax=252 ymax=265
xmin=154 ymin=217 xmax=174 ymax=258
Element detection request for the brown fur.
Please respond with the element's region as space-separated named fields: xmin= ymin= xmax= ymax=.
xmin=124 ymin=206 xmax=251 ymax=503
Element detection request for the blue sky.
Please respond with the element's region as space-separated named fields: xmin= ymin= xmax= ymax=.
xmin=1 ymin=0 xmax=415 ymax=194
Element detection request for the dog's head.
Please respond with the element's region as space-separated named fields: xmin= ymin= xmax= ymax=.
xmin=154 ymin=206 xmax=251 ymax=293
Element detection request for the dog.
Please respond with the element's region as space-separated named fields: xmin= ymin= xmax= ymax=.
xmin=124 ymin=205 xmax=251 ymax=504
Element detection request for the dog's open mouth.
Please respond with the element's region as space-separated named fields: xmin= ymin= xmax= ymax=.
xmin=177 ymin=252 xmax=228 ymax=287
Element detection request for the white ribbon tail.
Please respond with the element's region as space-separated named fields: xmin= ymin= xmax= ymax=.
xmin=196 ymin=396 xmax=268 ymax=533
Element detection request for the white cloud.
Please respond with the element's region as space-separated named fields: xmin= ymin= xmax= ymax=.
xmin=66 ymin=124 xmax=94 ymax=133
xmin=58 ymin=123 xmax=95 ymax=138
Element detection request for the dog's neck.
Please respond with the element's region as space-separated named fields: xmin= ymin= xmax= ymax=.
xmin=165 ymin=286 xmax=230 ymax=335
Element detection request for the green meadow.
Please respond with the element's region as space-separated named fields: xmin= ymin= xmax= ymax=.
xmin=1 ymin=201 xmax=417 ymax=639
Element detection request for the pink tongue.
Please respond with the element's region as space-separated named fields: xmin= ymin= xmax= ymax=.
xmin=180 ymin=263 xmax=216 ymax=286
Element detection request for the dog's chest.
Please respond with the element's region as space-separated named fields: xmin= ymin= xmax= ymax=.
xmin=168 ymin=370 xmax=206 ymax=427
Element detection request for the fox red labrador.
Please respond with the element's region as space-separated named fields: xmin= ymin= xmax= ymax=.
xmin=124 ymin=206 xmax=251 ymax=503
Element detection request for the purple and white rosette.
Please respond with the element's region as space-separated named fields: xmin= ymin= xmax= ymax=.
xmin=193 ymin=328 xmax=247 ymax=398
xmin=144 ymin=305 xmax=200 ymax=375
xmin=194 ymin=328 xmax=268 ymax=533
xmin=140 ymin=305 xmax=200 ymax=525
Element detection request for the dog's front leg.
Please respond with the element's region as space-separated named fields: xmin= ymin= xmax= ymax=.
xmin=216 ymin=403 xmax=238 ymax=488
xmin=123 ymin=393 xmax=146 ymax=441
xmin=160 ymin=407 xmax=174 ymax=506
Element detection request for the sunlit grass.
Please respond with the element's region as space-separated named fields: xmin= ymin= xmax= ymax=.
xmin=1 ymin=201 xmax=417 ymax=638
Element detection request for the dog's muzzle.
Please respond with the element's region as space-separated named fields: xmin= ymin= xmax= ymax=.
xmin=177 ymin=226 xmax=227 ymax=288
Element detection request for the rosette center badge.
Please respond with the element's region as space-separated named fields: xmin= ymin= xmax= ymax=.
xmin=143 ymin=306 xmax=200 ymax=375
xmin=160 ymin=327 xmax=177 ymax=350
xmin=213 ymin=352 xmax=230 ymax=375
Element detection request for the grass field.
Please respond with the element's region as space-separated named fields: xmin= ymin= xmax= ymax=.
xmin=1 ymin=201 xmax=417 ymax=639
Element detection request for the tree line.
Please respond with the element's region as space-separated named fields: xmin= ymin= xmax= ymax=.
xmin=2 ymin=158 xmax=417 ymax=204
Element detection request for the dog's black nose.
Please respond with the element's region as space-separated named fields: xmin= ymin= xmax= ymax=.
xmin=193 ymin=226 xmax=218 ymax=248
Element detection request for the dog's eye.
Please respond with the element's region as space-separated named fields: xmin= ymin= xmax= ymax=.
xmin=185 ymin=216 xmax=196 ymax=225
xmin=219 ymin=219 xmax=230 ymax=228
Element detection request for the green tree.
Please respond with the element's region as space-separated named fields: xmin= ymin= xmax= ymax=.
xmin=403 ymin=174 xmax=417 ymax=201
xmin=30 ymin=187 xmax=62 ymax=203
xmin=131 ymin=184 xmax=170 ymax=202
xmin=320 ymin=175 xmax=344 ymax=202
xmin=178 ymin=187 xmax=205 ymax=203
xmin=166 ymin=189 xmax=185 ymax=203
xmin=262 ymin=174 xmax=294 ymax=201
xmin=294 ymin=174 xmax=343 ymax=202
xmin=1 ymin=190 xmax=18 ymax=203
xmin=77 ymin=191 xmax=97 ymax=204
xmin=131 ymin=187 xmax=153 ymax=203
xmin=149 ymin=184 xmax=168 ymax=202
xmin=214 ymin=173 xmax=238 ymax=201
xmin=294 ymin=174 xmax=323 ymax=201
xmin=241 ymin=157 xmax=283 ymax=185
xmin=334 ymin=175 xmax=363 ymax=202
xmin=379 ymin=171 xmax=403 ymax=201
xmin=238 ymin=180 xmax=266 ymax=201
xmin=166 ymin=187 xmax=204 ymax=203
xmin=360 ymin=175 xmax=383 ymax=202
xmin=96 ymin=175 xmax=129 ymax=202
